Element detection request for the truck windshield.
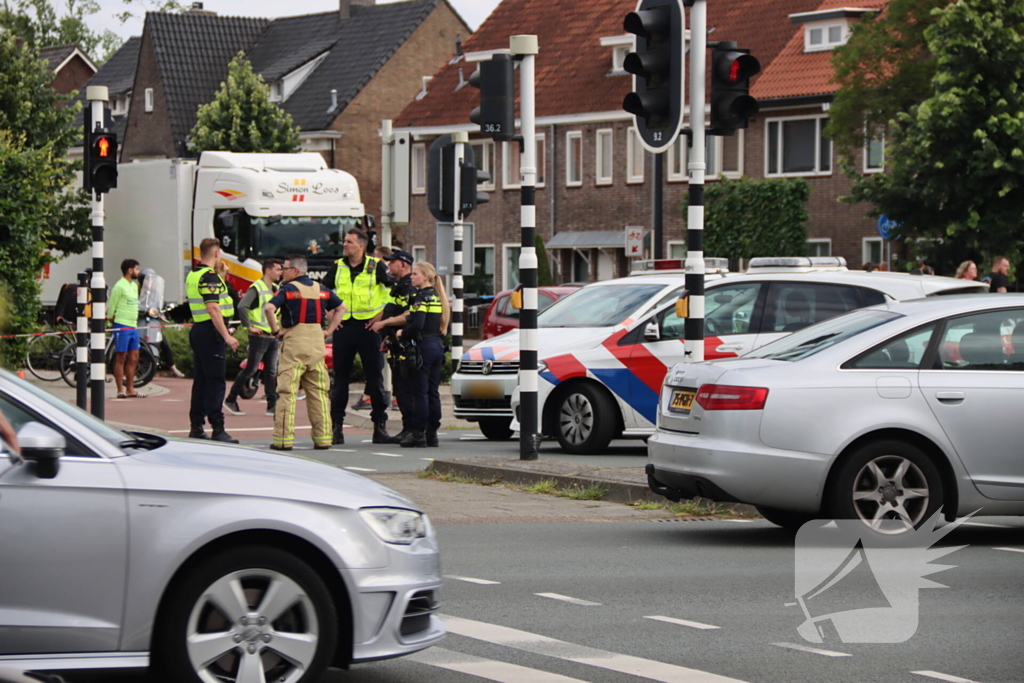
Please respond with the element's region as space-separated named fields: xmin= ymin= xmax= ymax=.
xmin=251 ymin=216 xmax=361 ymax=260
xmin=538 ymin=284 xmax=664 ymax=328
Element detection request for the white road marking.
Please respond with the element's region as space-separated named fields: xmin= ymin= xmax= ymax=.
xmin=459 ymin=435 xmax=488 ymax=441
xmin=772 ymin=642 xmax=851 ymax=658
xmin=373 ymin=452 xmax=403 ymax=457
xmin=445 ymin=575 xmax=501 ymax=585
xmin=645 ymin=615 xmax=720 ymax=630
xmin=961 ymin=521 xmax=1010 ymax=528
xmin=993 ymin=547 xmax=1024 ymax=554
xmin=361 ymin=439 xmax=373 ymax=443
xmin=442 ymin=614 xmax=749 ymax=683
xmin=168 ymin=425 xmax=312 ymax=434
xmin=160 ymin=399 xmax=183 ymax=402
xmin=409 ymin=647 xmax=589 ymax=683
xmin=331 ymin=448 xmax=355 ymax=452
xmin=343 ymin=466 xmax=377 ymax=472
xmin=720 ymin=519 xmax=755 ymax=523
xmin=912 ymin=671 xmax=980 ymax=683
xmin=535 ymin=593 xmax=601 ymax=606
xmin=421 ymin=457 xmax=435 ymax=462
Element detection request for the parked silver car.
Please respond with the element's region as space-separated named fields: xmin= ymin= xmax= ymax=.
xmin=0 ymin=370 xmax=443 ymax=682
xmin=647 ymin=295 xmax=1024 ymax=535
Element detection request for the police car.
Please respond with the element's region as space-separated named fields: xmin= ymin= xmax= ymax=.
xmin=473 ymin=257 xmax=986 ymax=454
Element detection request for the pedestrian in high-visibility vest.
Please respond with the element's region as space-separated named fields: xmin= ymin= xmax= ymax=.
xmin=324 ymin=228 xmax=394 ymax=445
xmin=265 ymin=254 xmax=345 ymax=451
xmin=185 ymin=237 xmax=239 ymax=442
xmin=224 ymin=258 xmax=284 ymax=417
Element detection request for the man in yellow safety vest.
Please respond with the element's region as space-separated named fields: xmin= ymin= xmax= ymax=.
xmin=224 ymin=258 xmax=284 ymax=417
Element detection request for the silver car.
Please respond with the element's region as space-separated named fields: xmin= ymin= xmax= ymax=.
xmin=647 ymin=295 xmax=1024 ymax=535
xmin=0 ymin=370 xmax=443 ymax=681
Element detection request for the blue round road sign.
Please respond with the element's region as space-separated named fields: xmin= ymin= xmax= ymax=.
xmin=877 ymin=215 xmax=901 ymax=241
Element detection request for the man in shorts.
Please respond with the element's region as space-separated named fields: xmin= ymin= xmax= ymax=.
xmin=108 ymin=259 xmax=143 ymax=398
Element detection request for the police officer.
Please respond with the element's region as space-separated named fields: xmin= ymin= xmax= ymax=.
xmin=370 ymin=249 xmax=417 ymax=443
xmin=265 ymin=254 xmax=345 ymax=451
xmin=224 ymin=258 xmax=284 ymax=416
xmin=324 ymin=228 xmax=394 ymax=444
xmin=186 ymin=237 xmax=239 ymax=442
xmin=397 ymin=261 xmax=449 ymax=448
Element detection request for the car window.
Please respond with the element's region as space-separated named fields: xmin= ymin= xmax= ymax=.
xmin=765 ymin=283 xmax=863 ymax=333
xmin=538 ymin=293 xmax=556 ymax=312
xmin=936 ymin=309 xmax=1024 ymax=370
xmin=748 ymin=309 xmax=901 ymax=362
xmin=538 ymin=284 xmax=664 ymax=328
xmin=847 ymin=325 xmax=936 ymax=370
xmin=705 ymin=283 xmax=761 ymax=336
xmin=858 ymin=287 xmax=888 ymax=307
xmin=494 ymin=295 xmax=510 ymax=318
xmin=0 ymin=393 xmax=98 ymax=458
xmin=653 ymin=305 xmax=687 ymax=341
xmin=654 ymin=285 xmax=687 ymax=309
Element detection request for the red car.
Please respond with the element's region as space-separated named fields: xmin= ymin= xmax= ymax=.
xmin=481 ymin=286 xmax=580 ymax=339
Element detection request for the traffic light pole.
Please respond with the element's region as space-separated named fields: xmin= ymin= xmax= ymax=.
xmin=512 ymin=34 xmax=540 ymax=461
xmin=684 ymin=0 xmax=707 ymax=362
xmin=86 ymin=86 xmax=108 ymax=419
xmin=76 ymin=271 xmax=89 ymax=410
xmin=451 ymin=131 xmax=468 ymax=372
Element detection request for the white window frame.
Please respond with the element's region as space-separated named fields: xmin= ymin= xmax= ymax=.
xmin=765 ymin=115 xmax=832 ymax=177
xmin=596 ymin=128 xmax=613 ymax=186
xmin=502 ymin=243 xmax=521 ymax=290
xmin=471 ymin=243 xmax=496 ymax=295
xmin=718 ymin=128 xmax=744 ymax=178
xmin=667 ymin=135 xmax=687 ymax=182
xmin=666 ymin=130 xmax=745 ymax=182
xmin=411 ymin=143 xmax=426 ymax=195
xmin=535 ymin=133 xmax=546 ymax=188
xmin=566 ymin=131 xmax=583 ymax=187
xmin=503 ymin=134 xmax=545 ymax=190
xmin=804 ymin=20 xmax=849 ymax=52
xmin=144 ymin=87 xmax=154 ymax=112
xmin=667 ymin=240 xmax=686 ymax=259
xmin=864 ymin=128 xmax=885 ymax=173
xmin=626 ymin=127 xmax=645 ymax=184
xmin=471 ymin=140 xmax=496 ymax=190
xmin=862 ymin=237 xmax=883 ymax=266
xmin=413 ymin=245 xmax=427 ymax=265
xmin=611 ymin=45 xmax=629 ymax=74
xmin=806 ymin=238 xmax=832 ymax=257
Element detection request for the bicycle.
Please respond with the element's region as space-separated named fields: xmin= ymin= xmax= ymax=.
xmin=57 ymin=332 xmax=157 ymax=389
xmin=25 ymin=325 xmax=77 ymax=381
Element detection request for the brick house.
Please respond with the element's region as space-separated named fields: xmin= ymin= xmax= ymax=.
xmin=38 ymin=44 xmax=97 ymax=104
xmin=70 ymin=37 xmax=141 ymax=158
xmin=120 ymin=0 xmax=469 ymax=216
xmin=393 ymin=0 xmax=890 ymax=296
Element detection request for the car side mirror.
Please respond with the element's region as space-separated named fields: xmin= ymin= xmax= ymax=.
xmin=17 ymin=422 xmax=65 ymax=479
xmin=644 ymin=320 xmax=660 ymax=342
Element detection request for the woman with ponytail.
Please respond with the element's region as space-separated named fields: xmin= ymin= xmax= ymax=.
xmin=396 ymin=261 xmax=449 ymax=447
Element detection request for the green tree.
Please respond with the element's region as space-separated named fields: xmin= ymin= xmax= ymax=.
xmin=682 ymin=177 xmax=809 ymax=264
xmin=848 ymin=0 xmax=1024 ymax=265
xmin=0 ymin=0 xmax=121 ymax=62
xmin=190 ymin=52 xmax=302 ymax=155
xmin=0 ymin=35 xmax=90 ymax=364
xmin=535 ymin=233 xmax=553 ymax=286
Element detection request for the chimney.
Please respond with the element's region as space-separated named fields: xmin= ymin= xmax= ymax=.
xmin=186 ymin=2 xmax=216 ymax=14
xmin=327 ymin=89 xmax=338 ymax=113
xmin=340 ymin=0 xmax=375 ymax=19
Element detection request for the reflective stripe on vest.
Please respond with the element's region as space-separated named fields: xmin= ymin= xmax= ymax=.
xmin=334 ymin=255 xmax=387 ymax=320
xmin=285 ymin=282 xmax=330 ymax=325
xmin=185 ymin=266 xmax=234 ymax=323
xmin=248 ymin=278 xmax=277 ymax=332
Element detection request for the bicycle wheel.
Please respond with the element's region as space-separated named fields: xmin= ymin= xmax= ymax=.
xmin=60 ymin=342 xmax=80 ymax=387
xmin=134 ymin=345 xmax=157 ymax=388
xmin=27 ymin=333 xmax=70 ymax=381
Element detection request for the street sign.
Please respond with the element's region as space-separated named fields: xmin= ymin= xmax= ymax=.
xmin=877 ymin=214 xmax=901 ymax=240
xmin=625 ymin=226 xmax=645 ymax=257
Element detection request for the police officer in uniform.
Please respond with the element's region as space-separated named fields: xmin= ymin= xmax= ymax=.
xmin=265 ymin=254 xmax=345 ymax=451
xmin=224 ymin=258 xmax=283 ymax=416
xmin=185 ymin=237 xmax=239 ymax=442
xmin=397 ymin=261 xmax=449 ymax=448
xmin=370 ymin=249 xmax=417 ymax=443
xmin=324 ymin=228 xmax=394 ymax=444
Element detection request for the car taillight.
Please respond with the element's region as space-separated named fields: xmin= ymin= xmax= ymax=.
xmin=695 ymin=384 xmax=769 ymax=410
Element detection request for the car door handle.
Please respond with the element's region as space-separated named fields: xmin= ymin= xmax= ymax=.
xmin=936 ymin=391 xmax=965 ymax=403
xmin=716 ymin=343 xmax=745 ymax=352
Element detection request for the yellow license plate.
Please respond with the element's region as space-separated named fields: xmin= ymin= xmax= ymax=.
xmin=669 ymin=389 xmax=695 ymax=412
xmin=463 ymin=380 xmax=505 ymax=400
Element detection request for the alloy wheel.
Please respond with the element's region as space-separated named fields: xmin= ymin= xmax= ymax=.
xmin=850 ymin=455 xmax=930 ymax=534
xmin=559 ymin=392 xmax=594 ymax=446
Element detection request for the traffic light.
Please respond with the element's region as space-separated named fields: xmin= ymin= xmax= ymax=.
xmin=86 ymin=129 xmax=118 ymax=195
xmin=469 ymin=53 xmax=515 ymax=141
xmin=710 ymin=42 xmax=760 ymax=133
xmin=460 ymin=147 xmax=489 ymax=220
xmin=622 ymin=0 xmax=684 ymax=154
xmin=429 ymin=135 xmax=489 ymax=222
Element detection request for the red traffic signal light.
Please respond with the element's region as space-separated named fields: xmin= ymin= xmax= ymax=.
xmin=87 ymin=130 xmax=118 ymax=195
xmin=96 ymin=136 xmax=112 ymax=158
xmin=710 ymin=43 xmax=761 ymax=133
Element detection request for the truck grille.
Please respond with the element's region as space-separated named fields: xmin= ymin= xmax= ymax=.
xmin=400 ymin=590 xmax=439 ymax=637
xmin=459 ymin=360 xmax=519 ymax=375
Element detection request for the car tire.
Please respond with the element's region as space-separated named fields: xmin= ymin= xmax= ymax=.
xmin=153 ymin=545 xmax=338 ymax=683
xmin=828 ymin=439 xmax=943 ymax=536
xmin=553 ymin=383 xmax=617 ymax=455
xmin=755 ymin=506 xmax=815 ymax=531
xmin=479 ymin=417 xmax=514 ymax=441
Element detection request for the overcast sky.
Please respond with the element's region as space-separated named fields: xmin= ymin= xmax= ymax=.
xmin=87 ymin=0 xmax=500 ymax=43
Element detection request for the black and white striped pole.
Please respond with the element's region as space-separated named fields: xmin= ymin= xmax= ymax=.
xmin=76 ymin=270 xmax=89 ymax=409
xmin=684 ymin=0 xmax=707 ymax=362
xmin=511 ymin=34 xmax=540 ymax=461
xmin=450 ymin=131 xmax=468 ymax=372
xmin=86 ymin=85 xmax=108 ymax=419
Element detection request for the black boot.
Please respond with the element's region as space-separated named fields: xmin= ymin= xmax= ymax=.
xmin=380 ymin=428 xmax=406 ymax=445
xmin=426 ymin=432 xmax=439 ymax=447
xmin=188 ymin=425 xmax=208 ymax=439
xmin=332 ymin=424 xmax=345 ymax=445
xmin=210 ymin=428 xmax=239 ymax=444
xmin=399 ymin=430 xmax=427 ymax=448
xmin=372 ymin=420 xmax=392 ymax=444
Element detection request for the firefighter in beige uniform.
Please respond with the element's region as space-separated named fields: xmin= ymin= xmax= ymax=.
xmin=264 ymin=254 xmax=345 ymax=451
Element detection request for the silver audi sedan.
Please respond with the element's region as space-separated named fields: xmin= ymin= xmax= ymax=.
xmin=647 ymin=295 xmax=1024 ymax=535
xmin=0 ymin=370 xmax=443 ymax=682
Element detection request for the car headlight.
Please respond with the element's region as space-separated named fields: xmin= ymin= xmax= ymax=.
xmin=359 ymin=507 xmax=428 ymax=545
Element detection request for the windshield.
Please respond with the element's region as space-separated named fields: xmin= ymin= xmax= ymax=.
xmin=746 ymin=309 xmax=901 ymax=362
xmin=251 ymin=216 xmax=361 ymax=260
xmin=1 ymin=369 xmax=128 ymax=444
xmin=538 ymin=284 xmax=664 ymax=328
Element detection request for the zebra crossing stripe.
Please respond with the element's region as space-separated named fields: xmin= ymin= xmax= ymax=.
xmin=408 ymin=647 xmax=590 ymax=682
xmin=442 ymin=615 xmax=749 ymax=683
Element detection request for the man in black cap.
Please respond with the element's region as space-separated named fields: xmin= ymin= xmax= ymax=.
xmin=371 ymin=249 xmax=418 ymax=443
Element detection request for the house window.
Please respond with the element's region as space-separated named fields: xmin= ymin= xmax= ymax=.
xmin=465 ymin=245 xmax=495 ymax=296
xmin=503 ymin=135 xmax=544 ymax=189
xmin=566 ymin=131 xmax=582 ymax=186
xmin=268 ymin=82 xmax=282 ymax=102
xmin=766 ymin=116 xmax=832 ymax=176
xmin=503 ymin=244 xmax=521 ymax=290
xmin=668 ymin=241 xmax=686 ymax=259
xmin=471 ymin=140 xmax=496 ymax=190
xmin=865 ymin=128 xmax=884 ymax=172
xmin=626 ymin=127 xmax=644 ymax=184
xmin=667 ymin=132 xmax=742 ymax=181
xmin=535 ymin=134 xmax=546 ymax=187
xmin=111 ymin=95 xmax=131 ymax=116
xmin=144 ymin=88 xmax=154 ymax=113
xmin=862 ymin=237 xmax=883 ymax=267
xmin=806 ymin=239 xmax=832 ymax=257
xmin=721 ymin=131 xmax=742 ymax=176
xmin=413 ymin=245 xmax=427 ymax=264
xmin=411 ymin=143 xmax=426 ymax=195
xmin=667 ymin=135 xmax=686 ymax=181
xmin=804 ymin=20 xmax=848 ymax=51
xmin=596 ymin=129 xmax=613 ymax=185
xmin=612 ymin=45 xmax=629 ymax=73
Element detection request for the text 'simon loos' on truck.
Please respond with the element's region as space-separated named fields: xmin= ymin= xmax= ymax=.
xmin=42 ymin=151 xmax=374 ymax=307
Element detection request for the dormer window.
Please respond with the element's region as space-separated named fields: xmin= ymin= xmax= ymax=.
xmin=612 ymin=45 xmax=629 ymax=73
xmin=600 ymin=35 xmax=635 ymax=76
xmin=269 ymin=82 xmax=282 ymax=102
xmin=790 ymin=8 xmax=879 ymax=52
